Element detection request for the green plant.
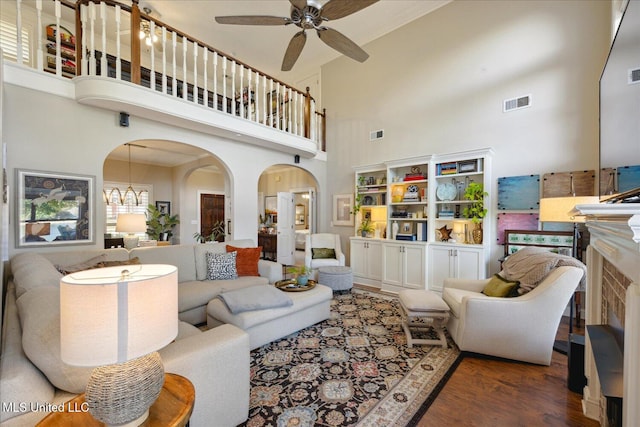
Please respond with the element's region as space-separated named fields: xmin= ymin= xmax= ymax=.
xmin=357 ymin=217 xmax=375 ymax=236
xmin=146 ymin=204 xmax=180 ymax=240
xmin=462 ymin=182 xmax=488 ymax=224
xmin=193 ymin=220 xmax=225 ymax=243
xmin=351 ymin=192 xmax=362 ymax=214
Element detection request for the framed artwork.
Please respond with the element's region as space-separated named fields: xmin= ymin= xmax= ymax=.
xmin=264 ymin=196 xmax=277 ymax=214
xmin=497 ymin=175 xmax=540 ymax=210
xmin=16 ymin=169 xmax=94 ymax=248
xmin=155 ymin=201 xmax=171 ymax=216
xmin=401 ymin=222 xmax=413 ymax=233
xmin=333 ymin=193 xmax=354 ymax=226
xmin=458 ymin=159 xmax=478 ymax=173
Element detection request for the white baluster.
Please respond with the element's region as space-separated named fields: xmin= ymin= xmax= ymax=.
xmin=269 ymin=79 xmax=274 ymax=127
xmin=213 ymin=52 xmax=218 ymax=109
xmin=115 ymin=5 xmax=121 ymax=79
xmin=203 ymin=49 xmax=208 ymax=107
xmin=100 ymin=2 xmax=107 ymax=76
xmin=182 ymin=35 xmax=188 ymax=100
xmin=89 ymin=1 xmax=96 ymax=76
xmin=287 ymin=88 xmax=292 ymax=132
xmin=222 ymin=57 xmax=227 ymax=113
xmin=239 ymin=66 xmax=244 ymax=118
xmin=161 ymin=27 xmax=167 ymax=94
xmin=262 ymin=74 xmax=267 ymax=125
xmin=192 ymin=41 xmax=198 ymax=104
xmin=149 ymin=21 xmax=156 ymax=90
xmin=247 ymin=69 xmax=252 ymax=120
xmin=231 ymin=60 xmax=236 ymax=115
xmin=171 ymin=32 xmax=177 ymax=97
xmin=81 ymin=4 xmax=88 ymax=76
xmin=54 ymin=0 xmax=62 ymax=76
xmin=35 ymin=0 xmax=43 ymax=70
xmin=254 ymin=71 xmax=260 ymax=122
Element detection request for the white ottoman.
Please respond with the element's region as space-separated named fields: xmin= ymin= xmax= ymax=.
xmin=317 ymin=266 xmax=353 ymax=293
xmin=398 ymin=289 xmax=450 ymax=348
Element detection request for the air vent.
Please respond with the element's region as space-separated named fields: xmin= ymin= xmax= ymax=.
xmin=370 ymin=129 xmax=384 ymax=141
xmin=503 ymin=94 xmax=531 ymax=112
xmin=629 ymin=67 xmax=640 ymax=85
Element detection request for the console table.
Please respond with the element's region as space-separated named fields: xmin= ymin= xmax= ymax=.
xmin=36 ymin=373 xmax=194 ymax=426
xmin=258 ymin=233 xmax=277 ymax=261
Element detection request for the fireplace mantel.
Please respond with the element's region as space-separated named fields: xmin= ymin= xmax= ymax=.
xmin=576 ymin=204 xmax=640 ymax=427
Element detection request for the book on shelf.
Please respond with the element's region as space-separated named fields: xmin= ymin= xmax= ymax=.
xmin=416 ymin=222 xmax=427 ymax=241
xmin=396 ymin=234 xmax=417 ymax=241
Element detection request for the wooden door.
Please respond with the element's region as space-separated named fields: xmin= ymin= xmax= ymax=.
xmin=200 ymin=193 xmax=225 ymax=242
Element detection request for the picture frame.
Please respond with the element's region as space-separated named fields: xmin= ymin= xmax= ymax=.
xmin=333 ymin=193 xmax=354 ymax=226
xmin=402 ymin=222 xmax=413 ymax=233
xmin=155 ymin=201 xmax=171 ymax=216
xmin=16 ymin=169 xmax=94 ymax=248
xmin=458 ymin=159 xmax=478 ymax=173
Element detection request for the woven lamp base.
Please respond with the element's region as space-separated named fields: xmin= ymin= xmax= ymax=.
xmin=85 ymin=352 xmax=164 ymax=426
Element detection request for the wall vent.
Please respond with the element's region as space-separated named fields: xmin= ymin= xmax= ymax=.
xmin=370 ymin=129 xmax=384 ymax=141
xmin=629 ymin=67 xmax=640 ymax=85
xmin=503 ymin=94 xmax=531 ymax=112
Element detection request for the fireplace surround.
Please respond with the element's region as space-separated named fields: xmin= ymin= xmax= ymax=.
xmin=577 ymin=204 xmax=640 ymax=427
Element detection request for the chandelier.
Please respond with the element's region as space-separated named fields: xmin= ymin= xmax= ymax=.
xmin=104 ymin=143 xmax=148 ymax=206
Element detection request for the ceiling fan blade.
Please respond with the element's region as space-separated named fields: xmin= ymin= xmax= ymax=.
xmin=321 ymin=0 xmax=379 ymax=20
xmin=317 ymin=27 xmax=369 ymax=62
xmin=215 ymin=16 xmax=291 ymax=26
xmin=289 ymin=0 xmax=307 ymax=11
xmin=282 ymin=31 xmax=307 ymax=71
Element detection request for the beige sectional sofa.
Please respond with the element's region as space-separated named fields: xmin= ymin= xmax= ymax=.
xmin=0 ymin=239 xmax=285 ymax=427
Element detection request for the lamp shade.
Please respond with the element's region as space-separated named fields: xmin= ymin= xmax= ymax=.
xmin=60 ymin=264 xmax=178 ymax=366
xmin=115 ymin=213 xmax=147 ymax=233
xmin=539 ymin=196 xmax=600 ymax=224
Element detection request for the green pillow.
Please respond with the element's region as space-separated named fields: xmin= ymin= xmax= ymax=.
xmin=482 ymin=274 xmax=520 ymax=297
xmin=312 ymin=248 xmax=336 ymax=259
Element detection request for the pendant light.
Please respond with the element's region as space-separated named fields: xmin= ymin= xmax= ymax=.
xmin=103 ymin=143 xmax=148 ymax=205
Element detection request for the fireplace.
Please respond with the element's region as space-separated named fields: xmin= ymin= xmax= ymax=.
xmin=577 ymin=205 xmax=640 ymax=427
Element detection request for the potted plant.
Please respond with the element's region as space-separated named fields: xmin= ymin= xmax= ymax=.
xmin=193 ymin=220 xmax=225 ymax=243
xmin=286 ymin=265 xmax=313 ymax=286
xmin=462 ymin=182 xmax=488 ymax=244
xmin=146 ymin=204 xmax=180 ymax=241
xmin=357 ymin=217 xmax=375 ymax=237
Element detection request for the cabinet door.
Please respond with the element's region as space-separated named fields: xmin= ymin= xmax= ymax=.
xmin=428 ymin=245 xmax=454 ymax=293
xmin=454 ymin=246 xmax=484 ymax=280
xmin=403 ymin=244 xmax=426 ymax=289
xmin=382 ymin=243 xmax=403 ymax=287
xmin=350 ymin=239 xmax=368 ymax=278
xmin=367 ymin=240 xmax=383 ymax=281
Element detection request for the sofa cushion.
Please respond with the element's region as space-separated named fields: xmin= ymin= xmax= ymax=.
xmin=178 ymin=277 xmax=268 ymax=313
xmin=129 ymin=245 xmax=197 ymax=282
xmin=0 ymin=283 xmax=55 ymax=423
xmin=442 ymin=287 xmax=490 ymax=318
xmin=42 ymin=248 xmax=130 ymax=266
xmin=16 ymin=286 xmax=92 ymax=394
xmin=207 ymin=251 xmax=238 ymax=280
xmin=11 ymin=252 xmax=62 ymax=298
xmin=226 ymin=245 xmax=261 ymax=276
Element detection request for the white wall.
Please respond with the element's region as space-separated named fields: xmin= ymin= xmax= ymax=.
xmin=2 ymin=81 xmax=327 ymax=257
xmin=321 ymin=0 xmax=611 ymax=272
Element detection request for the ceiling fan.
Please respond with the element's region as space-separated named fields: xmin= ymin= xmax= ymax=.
xmin=215 ymin=0 xmax=379 ymax=71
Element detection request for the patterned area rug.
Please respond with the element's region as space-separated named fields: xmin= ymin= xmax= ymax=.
xmin=241 ymin=289 xmax=461 ymax=427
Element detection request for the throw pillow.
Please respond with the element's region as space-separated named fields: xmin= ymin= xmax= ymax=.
xmin=226 ymin=245 xmax=261 ymax=276
xmin=55 ymin=254 xmax=107 ymax=275
xmin=98 ymin=257 xmax=141 ymax=268
xmin=312 ymin=248 xmax=336 ymax=259
xmin=482 ymin=274 xmax=520 ymax=298
xmin=206 ymin=251 xmax=238 ymax=280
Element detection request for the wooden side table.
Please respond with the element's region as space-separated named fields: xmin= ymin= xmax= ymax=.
xmin=37 ymin=373 xmax=195 ymax=427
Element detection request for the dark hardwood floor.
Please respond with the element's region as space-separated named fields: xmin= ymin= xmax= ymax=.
xmin=421 ymin=317 xmax=600 ymax=427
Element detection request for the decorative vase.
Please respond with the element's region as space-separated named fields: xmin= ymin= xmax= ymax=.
xmin=472 ymin=223 xmax=483 ymax=244
xmin=296 ymin=275 xmax=309 ymax=286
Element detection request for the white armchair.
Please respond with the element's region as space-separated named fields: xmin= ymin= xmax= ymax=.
xmin=442 ymin=266 xmax=584 ymax=365
xmin=304 ymin=233 xmax=345 ymax=270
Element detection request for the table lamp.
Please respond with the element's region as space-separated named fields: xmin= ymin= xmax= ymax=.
xmin=538 ymin=196 xmax=599 ymax=354
xmin=60 ymin=264 xmax=178 ymax=426
xmin=116 ymin=213 xmax=147 ymax=250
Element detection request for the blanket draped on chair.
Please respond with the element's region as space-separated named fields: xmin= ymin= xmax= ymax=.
xmin=501 ymin=247 xmax=586 ymax=294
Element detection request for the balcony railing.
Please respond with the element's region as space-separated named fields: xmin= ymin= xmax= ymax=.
xmin=1 ymin=0 xmax=326 ymax=151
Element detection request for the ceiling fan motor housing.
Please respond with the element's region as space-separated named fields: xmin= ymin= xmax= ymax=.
xmin=291 ymin=3 xmax=323 ymax=29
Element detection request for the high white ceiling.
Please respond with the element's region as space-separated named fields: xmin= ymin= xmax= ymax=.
xmin=106 ymin=0 xmax=451 ymax=166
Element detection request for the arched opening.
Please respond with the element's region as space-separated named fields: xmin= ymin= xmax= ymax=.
xmin=103 ymin=140 xmax=229 ymax=248
xmin=258 ymin=164 xmax=318 ymax=265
